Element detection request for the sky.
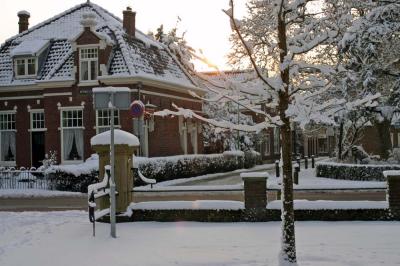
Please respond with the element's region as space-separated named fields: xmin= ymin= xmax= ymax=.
xmin=1 ymin=0 xmax=248 ymax=70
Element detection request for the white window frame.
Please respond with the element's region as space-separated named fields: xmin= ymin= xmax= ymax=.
xmin=264 ymin=133 xmax=271 ymax=156
xmin=14 ymin=57 xmax=38 ymax=78
xmin=0 ymin=111 xmax=17 ymax=166
xmin=59 ymin=107 xmax=84 ymax=164
xmin=79 ymin=47 xmax=99 ymax=82
xmin=29 ymin=109 xmax=46 ymax=132
xmin=95 ymin=109 xmax=120 ymax=134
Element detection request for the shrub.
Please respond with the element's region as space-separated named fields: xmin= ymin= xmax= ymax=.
xmin=46 ymin=152 xmax=262 ymax=192
xmin=316 ymin=162 xmax=400 ymax=181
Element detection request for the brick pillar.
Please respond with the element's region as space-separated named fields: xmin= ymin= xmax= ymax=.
xmin=385 ymin=171 xmax=400 ymax=217
xmin=241 ymin=172 xmax=269 ymax=210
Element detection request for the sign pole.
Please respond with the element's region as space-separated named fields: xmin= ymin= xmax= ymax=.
xmin=110 ymin=92 xmax=116 ymax=238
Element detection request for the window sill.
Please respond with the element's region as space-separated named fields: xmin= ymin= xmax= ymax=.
xmin=0 ymin=161 xmax=16 ymax=167
xmin=28 ymin=128 xmax=47 ymax=132
xmin=78 ymin=81 xmax=99 ymax=87
xmin=15 ymin=75 xmax=37 ymax=79
xmin=61 ymin=160 xmax=84 ymax=165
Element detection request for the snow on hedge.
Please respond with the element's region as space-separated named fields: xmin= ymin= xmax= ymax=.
xmin=45 ymin=154 xmax=99 ymax=177
xmin=316 ymin=161 xmax=400 ymax=181
xmin=267 ymin=200 xmax=388 ymax=210
xmin=129 ymin=200 xmax=244 ymax=210
xmin=90 ymin=129 xmax=139 ymax=147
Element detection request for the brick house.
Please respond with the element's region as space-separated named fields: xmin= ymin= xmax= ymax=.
xmin=0 ymin=2 xmax=205 ymax=168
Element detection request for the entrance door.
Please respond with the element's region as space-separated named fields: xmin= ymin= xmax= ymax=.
xmin=31 ymin=132 xmax=45 ymax=168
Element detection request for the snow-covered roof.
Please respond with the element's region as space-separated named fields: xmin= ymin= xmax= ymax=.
xmin=0 ymin=1 xmax=196 ymax=89
xmin=10 ymin=39 xmax=49 ymax=57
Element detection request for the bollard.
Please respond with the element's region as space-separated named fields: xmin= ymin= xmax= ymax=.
xmin=296 ymin=157 xmax=301 ymax=172
xmin=275 ymin=160 xmax=280 ymax=178
xmin=311 ymin=155 xmax=315 ymax=168
xmin=293 ymin=164 xmax=300 ymax=185
xmin=304 ymin=156 xmax=308 ymax=169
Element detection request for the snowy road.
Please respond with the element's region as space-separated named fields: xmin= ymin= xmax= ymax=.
xmin=0 ymin=211 xmax=399 ymax=266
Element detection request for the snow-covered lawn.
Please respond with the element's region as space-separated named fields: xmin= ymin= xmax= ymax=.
xmin=1 ymin=211 xmax=399 ymax=266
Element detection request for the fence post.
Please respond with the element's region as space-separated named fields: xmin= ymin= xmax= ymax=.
xmin=311 ymin=155 xmax=315 ymax=168
xmin=241 ymin=172 xmax=269 ymax=211
xmin=304 ymin=156 xmax=308 ymax=169
xmin=275 ymin=160 xmax=280 ymax=178
xmin=384 ymin=171 xmax=400 ymax=218
xmin=293 ymin=164 xmax=299 ymax=185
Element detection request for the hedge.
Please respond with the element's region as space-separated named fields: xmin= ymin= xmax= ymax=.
xmin=316 ymin=162 xmax=400 ymax=181
xmin=47 ymin=151 xmax=262 ymax=192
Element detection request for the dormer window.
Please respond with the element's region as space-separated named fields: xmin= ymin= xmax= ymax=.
xmin=15 ymin=57 xmax=37 ymax=77
xmin=80 ymin=47 xmax=98 ymax=81
xmin=10 ymin=39 xmax=49 ymax=79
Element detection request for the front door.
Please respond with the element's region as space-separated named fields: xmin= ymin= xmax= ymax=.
xmin=31 ymin=132 xmax=45 ymax=168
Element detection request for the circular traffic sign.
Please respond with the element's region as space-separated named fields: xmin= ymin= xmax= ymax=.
xmin=130 ymin=100 xmax=145 ymax=117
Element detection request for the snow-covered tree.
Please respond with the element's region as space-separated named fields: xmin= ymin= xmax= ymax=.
xmin=340 ymin=1 xmax=400 ymax=160
xmin=154 ymin=2 xmax=379 ymax=264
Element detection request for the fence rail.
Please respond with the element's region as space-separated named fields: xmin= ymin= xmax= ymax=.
xmin=0 ymin=169 xmax=50 ymax=189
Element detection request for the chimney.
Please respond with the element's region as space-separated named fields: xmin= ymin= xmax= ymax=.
xmin=123 ymin=7 xmax=136 ymax=38
xmin=17 ymin=10 xmax=30 ymax=33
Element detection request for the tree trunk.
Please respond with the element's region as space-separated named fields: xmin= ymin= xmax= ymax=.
xmin=375 ymin=118 xmax=392 ymax=160
xmin=277 ymin=9 xmax=297 ymax=265
xmin=338 ymin=121 xmax=344 ymax=161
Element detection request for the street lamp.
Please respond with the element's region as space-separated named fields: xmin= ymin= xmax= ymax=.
xmin=92 ymin=87 xmax=131 ymax=238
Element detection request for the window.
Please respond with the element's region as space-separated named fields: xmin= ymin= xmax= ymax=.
xmin=80 ymin=47 xmax=98 ymax=81
xmin=61 ymin=109 xmax=84 ymax=162
xmin=0 ymin=113 xmax=16 ymax=163
xmin=188 ymin=120 xmax=198 ymax=154
xmin=96 ymin=110 xmax=120 ymax=133
xmin=274 ymin=127 xmax=280 ymax=154
xmin=318 ymin=138 xmax=328 ymax=153
xmin=31 ymin=111 xmax=45 ymax=130
xmin=179 ymin=117 xmax=188 ymax=155
xmin=15 ymin=58 xmax=37 ymax=77
xmin=264 ymin=133 xmax=271 ymax=156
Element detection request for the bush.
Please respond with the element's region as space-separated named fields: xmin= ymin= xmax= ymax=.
xmin=47 ymin=172 xmax=99 ymax=193
xmin=47 ymin=152 xmax=262 ymax=191
xmin=316 ymin=162 xmax=400 ymax=181
xmin=137 ymin=152 xmax=261 ymax=183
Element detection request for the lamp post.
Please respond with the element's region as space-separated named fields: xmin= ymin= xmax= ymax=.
xmin=93 ymin=87 xmax=131 ymax=238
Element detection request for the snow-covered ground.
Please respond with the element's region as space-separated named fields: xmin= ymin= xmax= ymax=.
xmin=0 ymin=211 xmax=399 ymax=266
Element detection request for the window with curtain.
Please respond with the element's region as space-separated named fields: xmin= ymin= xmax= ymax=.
xmin=96 ymin=109 xmax=120 ymax=133
xmin=80 ymin=47 xmax=98 ymax=81
xmin=61 ymin=110 xmax=83 ymax=162
xmin=14 ymin=57 xmax=37 ymax=78
xmin=0 ymin=113 xmax=16 ymax=162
